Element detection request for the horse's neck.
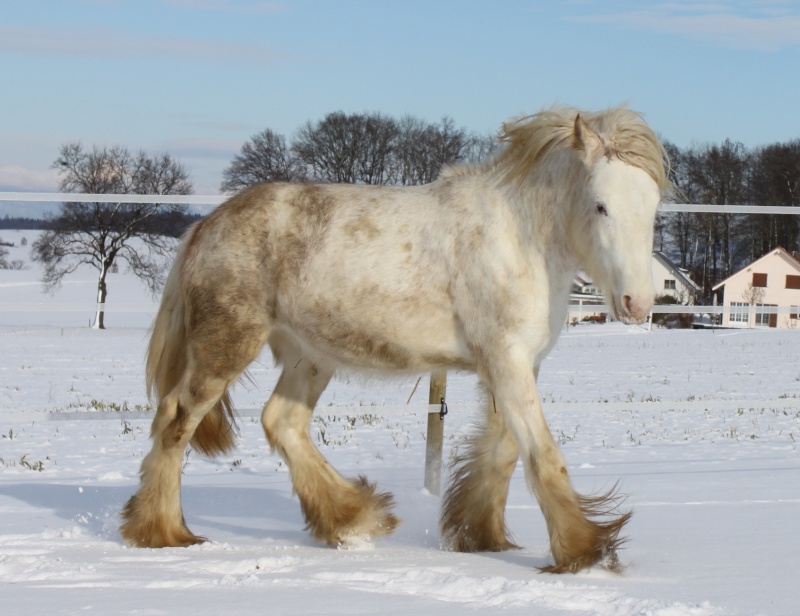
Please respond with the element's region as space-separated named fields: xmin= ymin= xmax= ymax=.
xmin=504 ymin=182 xmax=581 ymax=283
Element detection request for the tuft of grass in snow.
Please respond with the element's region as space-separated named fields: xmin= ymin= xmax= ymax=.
xmin=0 ymin=453 xmax=49 ymax=471
xmin=48 ymin=399 xmax=153 ymax=414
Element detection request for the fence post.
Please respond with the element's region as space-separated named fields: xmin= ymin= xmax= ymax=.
xmin=423 ymin=370 xmax=447 ymax=495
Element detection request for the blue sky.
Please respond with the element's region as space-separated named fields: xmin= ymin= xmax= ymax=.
xmin=2 ymin=0 xmax=799 ymax=195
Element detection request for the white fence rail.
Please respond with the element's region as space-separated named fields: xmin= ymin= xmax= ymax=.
xmin=573 ymin=305 xmax=796 ymax=315
xmin=658 ymin=203 xmax=800 ymax=215
xmin=0 ymin=302 xmax=157 ymax=313
xmin=0 ymin=303 xmax=791 ymax=315
xmin=2 ymin=192 xmax=800 ymax=214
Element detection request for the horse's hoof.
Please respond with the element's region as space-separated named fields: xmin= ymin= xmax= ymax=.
xmin=120 ymin=493 xmax=207 ymax=548
xmin=538 ymin=547 xmax=624 ymax=574
xmin=336 ymin=535 xmax=375 ymax=550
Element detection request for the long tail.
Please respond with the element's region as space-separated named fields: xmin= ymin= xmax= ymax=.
xmin=145 ymin=229 xmax=237 ymax=457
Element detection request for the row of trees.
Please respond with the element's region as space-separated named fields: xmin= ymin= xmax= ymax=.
xmin=659 ymin=138 xmax=800 ymax=302
xmin=220 ymin=111 xmax=495 ymax=192
xmin=0 ymin=216 xmax=48 ymax=230
xmin=29 ymin=110 xmax=800 ymax=327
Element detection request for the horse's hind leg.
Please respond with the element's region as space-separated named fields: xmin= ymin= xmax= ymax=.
xmin=441 ymin=395 xmax=520 ymax=551
xmin=262 ymin=337 xmax=399 ymax=546
xmin=120 ymin=324 xmax=267 ymax=548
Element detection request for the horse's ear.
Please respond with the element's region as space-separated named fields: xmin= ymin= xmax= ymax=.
xmin=572 ymin=114 xmax=603 ymax=162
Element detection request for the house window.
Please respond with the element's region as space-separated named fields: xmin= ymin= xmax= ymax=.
xmin=752 ymin=273 xmax=768 ymax=287
xmin=664 ymin=279 xmax=676 ymax=290
xmin=730 ymin=302 xmax=749 ymax=323
xmin=786 ymin=275 xmax=800 ymax=289
xmin=791 ymin=306 xmax=799 ymax=320
xmin=754 ymin=304 xmax=772 ymax=327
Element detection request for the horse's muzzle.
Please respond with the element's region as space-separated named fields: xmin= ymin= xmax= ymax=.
xmin=619 ymin=294 xmax=653 ymax=323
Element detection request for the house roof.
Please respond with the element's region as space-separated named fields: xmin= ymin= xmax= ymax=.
xmin=712 ymin=246 xmax=800 ymax=291
xmin=653 ymin=251 xmax=702 ymax=292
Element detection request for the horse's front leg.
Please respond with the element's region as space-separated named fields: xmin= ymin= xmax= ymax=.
xmin=441 ymin=395 xmax=520 ymax=552
xmin=481 ymin=348 xmax=630 ymax=573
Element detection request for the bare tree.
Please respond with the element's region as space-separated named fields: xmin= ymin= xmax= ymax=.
xmin=748 ymin=140 xmax=800 ymax=256
xmin=661 ymin=141 xmax=695 ymax=265
xmin=394 ymin=115 xmax=474 ymax=185
xmin=741 ymin=282 xmax=766 ymax=328
xmin=293 ymin=111 xmax=400 ymax=184
xmin=391 ymin=115 xmax=428 ymax=185
xmin=357 ymin=113 xmax=400 ymax=184
xmin=463 ymin=130 xmax=499 ymax=164
xmin=678 ymin=140 xmax=750 ymax=302
xmin=428 ymin=116 xmax=471 ymax=169
xmin=220 ymin=129 xmax=297 ymax=193
xmin=31 ymin=143 xmax=195 ymax=329
xmin=293 ymin=112 xmax=361 ymax=183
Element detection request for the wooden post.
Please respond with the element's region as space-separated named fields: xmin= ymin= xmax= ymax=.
xmin=424 ymin=370 xmax=447 ymax=495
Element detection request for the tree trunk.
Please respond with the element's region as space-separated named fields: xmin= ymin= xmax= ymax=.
xmin=92 ymin=265 xmax=108 ymax=330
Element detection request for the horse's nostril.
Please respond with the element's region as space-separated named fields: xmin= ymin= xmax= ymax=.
xmin=623 ymin=295 xmax=633 ymax=314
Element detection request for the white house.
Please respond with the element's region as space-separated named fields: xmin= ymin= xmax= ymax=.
xmin=652 ymin=252 xmax=701 ymax=304
xmin=712 ymin=247 xmax=800 ymax=329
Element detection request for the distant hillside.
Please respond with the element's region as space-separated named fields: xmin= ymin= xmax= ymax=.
xmin=0 ymin=215 xmax=50 ymax=230
xmin=0 ymin=200 xmax=210 ymax=223
xmin=0 ymin=212 xmax=204 ymax=233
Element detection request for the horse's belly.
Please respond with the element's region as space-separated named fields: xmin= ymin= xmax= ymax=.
xmin=284 ymin=296 xmax=474 ymax=373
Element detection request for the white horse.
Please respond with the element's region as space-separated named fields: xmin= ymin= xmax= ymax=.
xmin=120 ymin=105 xmax=669 ymax=573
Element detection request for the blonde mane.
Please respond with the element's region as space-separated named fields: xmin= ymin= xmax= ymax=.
xmin=495 ymin=105 xmax=670 ymax=193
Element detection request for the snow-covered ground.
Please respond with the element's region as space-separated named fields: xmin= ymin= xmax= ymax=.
xmin=1 ymin=230 xmax=798 ymax=615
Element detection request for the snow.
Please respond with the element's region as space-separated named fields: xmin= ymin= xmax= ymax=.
xmin=1 ymin=229 xmax=799 ymax=615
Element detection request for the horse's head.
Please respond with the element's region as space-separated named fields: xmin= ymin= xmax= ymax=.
xmin=570 ymin=114 xmax=665 ymax=324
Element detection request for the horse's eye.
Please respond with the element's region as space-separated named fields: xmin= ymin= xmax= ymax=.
xmin=596 ymin=203 xmax=608 ymax=216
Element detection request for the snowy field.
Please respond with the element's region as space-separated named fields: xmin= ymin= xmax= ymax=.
xmin=1 ymin=229 xmax=799 ymax=616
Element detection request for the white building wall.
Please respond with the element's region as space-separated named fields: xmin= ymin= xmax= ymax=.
xmin=719 ymin=250 xmax=800 ymax=329
xmin=652 ymin=258 xmax=694 ymax=303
